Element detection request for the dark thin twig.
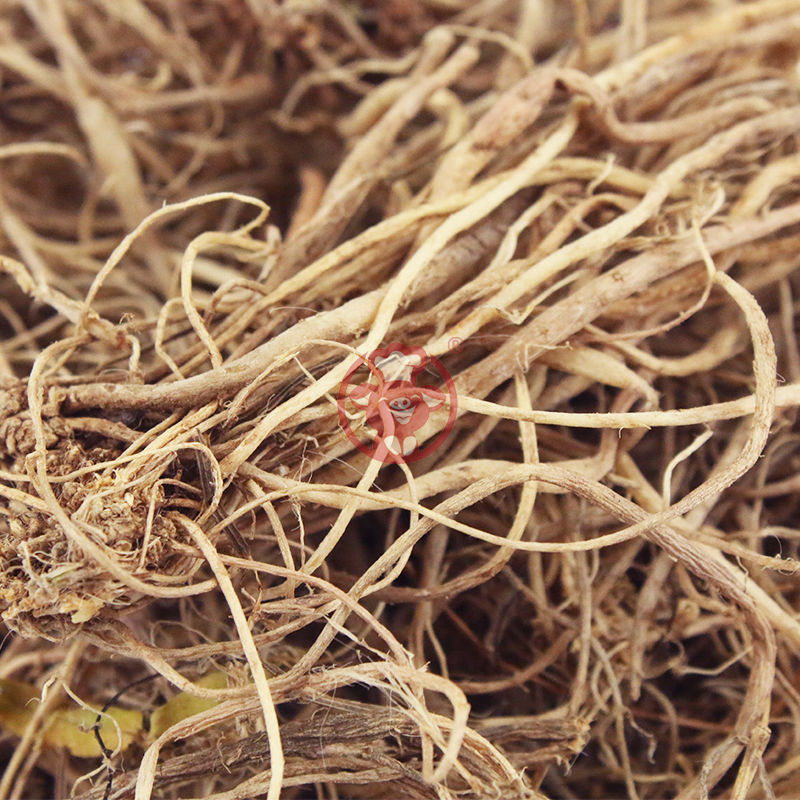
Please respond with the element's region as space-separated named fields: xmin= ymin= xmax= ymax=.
xmin=92 ymin=673 xmax=158 ymax=800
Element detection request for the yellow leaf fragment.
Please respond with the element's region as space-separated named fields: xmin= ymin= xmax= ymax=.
xmin=0 ymin=679 xmax=143 ymax=758
xmin=149 ymin=670 xmax=228 ymax=740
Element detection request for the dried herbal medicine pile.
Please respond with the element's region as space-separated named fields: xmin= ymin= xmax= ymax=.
xmin=1 ymin=1 xmax=800 ymax=799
